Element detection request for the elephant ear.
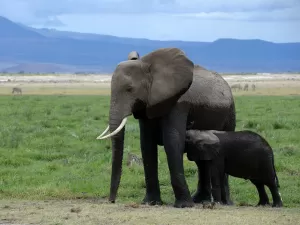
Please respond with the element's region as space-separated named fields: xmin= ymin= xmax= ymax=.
xmin=186 ymin=130 xmax=220 ymax=161
xmin=128 ymin=51 xmax=140 ymax=60
xmin=141 ymin=48 xmax=194 ymax=118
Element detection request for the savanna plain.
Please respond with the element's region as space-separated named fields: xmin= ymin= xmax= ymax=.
xmin=0 ymin=73 xmax=300 ymax=225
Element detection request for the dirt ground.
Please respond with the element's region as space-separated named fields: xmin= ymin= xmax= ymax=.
xmin=1 ymin=199 xmax=300 ymax=225
xmin=1 ymin=73 xmax=300 ymax=96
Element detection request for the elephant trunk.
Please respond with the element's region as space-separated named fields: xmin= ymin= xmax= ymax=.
xmin=109 ymin=126 xmax=125 ymax=202
xmin=108 ymin=106 xmax=128 ymax=203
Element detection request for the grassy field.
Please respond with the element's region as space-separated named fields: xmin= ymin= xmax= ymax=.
xmin=0 ymin=95 xmax=300 ymax=224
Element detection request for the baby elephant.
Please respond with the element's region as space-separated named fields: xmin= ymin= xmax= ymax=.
xmin=185 ymin=129 xmax=283 ymax=207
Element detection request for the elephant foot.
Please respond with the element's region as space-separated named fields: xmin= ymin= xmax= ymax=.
xmin=192 ymin=192 xmax=211 ymax=204
xmin=256 ymin=203 xmax=270 ymax=207
xmin=256 ymin=201 xmax=270 ymax=207
xmin=174 ymin=199 xmax=195 ymax=208
xmin=272 ymin=201 xmax=283 ymax=208
xmin=142 ymin=195 xmax=163 ymax=206
xmin=222 ymin=199 xmax=234 ymax=206
xmin=202 ymin=201 xmax=217 ymax=209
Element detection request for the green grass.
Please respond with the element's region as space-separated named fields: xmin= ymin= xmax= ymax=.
xmin=0 ymin=95 xmax=299 ymax=208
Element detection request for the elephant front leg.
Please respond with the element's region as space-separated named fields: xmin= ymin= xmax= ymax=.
xmin=162 ymin=107 xmax=194 ymax=208
xmin=139 ymin=119 xmax=163 ymax=205
xmin=192 ymin=160 xmax=213 ymax=204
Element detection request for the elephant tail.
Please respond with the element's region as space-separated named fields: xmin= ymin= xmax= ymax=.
xmin=275 ymin=172 xmax=280 ymax=188
xmin=272 ymin=155 xmax=280 ymax=188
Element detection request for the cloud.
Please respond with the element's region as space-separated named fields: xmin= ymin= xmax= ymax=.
xmin=54 ymin=12 xmax=300 ymax=43
xmin=175 ymin=7 xmax=300 ymax=21
xmin=42 ymin=16 xmax=65 ymax=27
xmin=0 ymin=0 xmax=299 ymax=21
xmin=0 ymin=0 xmax=66 ymax=26
xmin=0 ymin=0 xmax=299 ymax=42
xmin=166 ymin=0 xmax=298 ymax=13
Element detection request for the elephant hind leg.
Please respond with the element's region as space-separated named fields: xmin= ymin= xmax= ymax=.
xmin=263 ymin=161 xmax=283 ymax=207
xmin=266 ymin=181 xmax=283 ymax=207
xmin=250 ymin=179 xmax=270 ymax=206
xmin=221 ymin=174 xmax=234 ymax=205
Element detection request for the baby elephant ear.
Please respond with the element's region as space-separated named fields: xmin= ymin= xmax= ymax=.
xmin=128 ymin=51 xmax=140 ymax=60
xmin=197 ymin=131 xmax=220 ymax=145
xmin=141 ymin=48 xmax=194 ymax=118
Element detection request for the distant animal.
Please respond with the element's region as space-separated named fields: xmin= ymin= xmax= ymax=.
xmin=185 ymin=129 xmax=283 ymax=207
xmin=251 ymin=84 xmax=256 ymax=91
xmin=230 ymin=84 xmax=242 ymax=91
xmin=12 ymin=87 xmax=22 ymax=95
xmin=127 ymin=152 xmax=143 ymax=167
xmin=243 ymin=83 xmax=249 ymax=91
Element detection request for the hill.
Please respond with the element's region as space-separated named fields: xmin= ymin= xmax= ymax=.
xmin=0 ymin=16 xmax=299 ymax=73
xmin=0 ymin=16 xmax=44 ymax=39
xmin=29 ymin=27 xmax=209 ymax=48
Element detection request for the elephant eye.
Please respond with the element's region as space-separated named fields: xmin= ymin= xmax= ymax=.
xmin=126 ymin=86 xmax=133 ymax=92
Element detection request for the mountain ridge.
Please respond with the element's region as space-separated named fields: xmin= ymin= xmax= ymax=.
xmin=0 ymin=16 xmax=299 ymax=73
xmin=0 ymin=16 xmax=44 ymax=39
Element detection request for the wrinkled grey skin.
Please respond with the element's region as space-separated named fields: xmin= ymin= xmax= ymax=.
xmin=104 ymin=48 xmax=236 ymax=208
xmin=185 ymin=130 xmax=283 ymax=207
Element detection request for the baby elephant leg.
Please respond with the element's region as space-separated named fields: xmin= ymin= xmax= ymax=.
xmin=192 ymin=160 xmax=213 ymax=204
xmin=211 ymin=166 xmax=222 ymax=203
xmin=222 ymin=174 xmax=233 ymax=205
xmin=267 ymin=182 xmax=283 ymax=207
xmin=250 ymin=179 xmax=270 ymax=206
xmin=212 ymin=160 xmax=229 ymax=205
xmin=265 ymin=160 xmax=283 ymax=207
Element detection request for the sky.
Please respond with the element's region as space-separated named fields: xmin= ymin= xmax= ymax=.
xmin=0 ymin=0 xmax=300 ymax=43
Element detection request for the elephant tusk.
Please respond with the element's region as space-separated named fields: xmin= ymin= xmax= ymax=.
xmin=96 ymin=125 xmax=110 ymax=139
xmin=96 ymin=117 xmax=128 ymax=140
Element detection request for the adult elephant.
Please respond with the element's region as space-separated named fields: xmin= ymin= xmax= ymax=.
xmin=97 ymin=48 xmax=236 ymax=208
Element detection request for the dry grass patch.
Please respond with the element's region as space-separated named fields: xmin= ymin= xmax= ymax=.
xmin=1 ymin=200 xmax=299 ymax=225
xmin=0 ymin=84 xmax=111 ymax=96
xmin=1 ymin=73 xmax=300 ymax=96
